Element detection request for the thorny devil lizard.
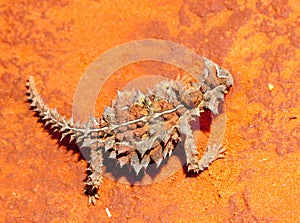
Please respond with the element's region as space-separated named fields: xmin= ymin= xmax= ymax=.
xmin=27 ymin=57 xmax=233 ymax=204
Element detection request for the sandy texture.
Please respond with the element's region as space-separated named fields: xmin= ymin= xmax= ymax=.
xmin=0 ymin=0 xmax=300 ymax=222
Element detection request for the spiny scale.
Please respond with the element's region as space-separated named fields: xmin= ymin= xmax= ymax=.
xmin=101 ymin=79 xmax=184 ymax=174
xmin=27 ymin=57 xmax=233 ymax=204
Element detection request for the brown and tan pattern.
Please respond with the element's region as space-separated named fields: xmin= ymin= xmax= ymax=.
xmin=27 ymin=57 xmax=233 ymax=204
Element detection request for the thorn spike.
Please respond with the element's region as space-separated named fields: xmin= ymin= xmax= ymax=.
xmin=133 ymin=164 xmax=143 ymax=175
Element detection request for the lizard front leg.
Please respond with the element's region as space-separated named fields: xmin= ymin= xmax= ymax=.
xmin=198 ymin=144 xmax=226 ymax=171
xmin=178 ymin=107 xmax=202 ymax=172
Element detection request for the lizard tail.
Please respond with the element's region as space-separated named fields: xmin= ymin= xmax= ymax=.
xmin=27 ymin=76 xmax=83 ymax=142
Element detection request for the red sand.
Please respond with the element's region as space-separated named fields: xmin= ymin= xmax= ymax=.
xmin=0 ymin=0 xmax=299 ymax=222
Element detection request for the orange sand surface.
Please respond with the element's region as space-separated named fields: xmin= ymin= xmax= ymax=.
xmin=0 ymin=0 xmax=299 ymax=222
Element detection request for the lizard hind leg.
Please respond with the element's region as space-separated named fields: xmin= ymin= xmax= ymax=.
xmin=85 ymin=146 xmax=104 ymax=205
xmin=178 ymin=108 xmax=225 ymax=173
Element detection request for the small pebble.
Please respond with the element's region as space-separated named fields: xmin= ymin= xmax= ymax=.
xmin=105 ymin=207 xmax=112 ymax=218
xmin=268 ymin=83 xmax=274 ymax=91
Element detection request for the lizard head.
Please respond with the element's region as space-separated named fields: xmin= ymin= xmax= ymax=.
xmin=198 ymin=57 xmax=233 ymax=94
